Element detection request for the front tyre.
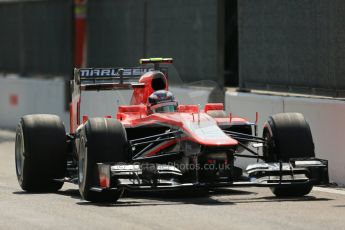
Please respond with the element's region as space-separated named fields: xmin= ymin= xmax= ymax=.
xmin=263 ymin=113 xmax=315 ymax=197
xmin=78 ymin=118 xmax=127 ymax=202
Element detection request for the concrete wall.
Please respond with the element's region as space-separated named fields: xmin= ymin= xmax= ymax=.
xmin=226 ymin=91 xmax=345 ymax=185
xmin=0 ymin=76 xmax=69 ymax=130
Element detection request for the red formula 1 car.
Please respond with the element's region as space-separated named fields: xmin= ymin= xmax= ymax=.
xmin=15 ymin=58 xmax=329 ymax=202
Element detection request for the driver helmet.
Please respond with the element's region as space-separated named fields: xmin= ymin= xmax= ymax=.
xmin=147 ymin=90 xmax=178 ymax=113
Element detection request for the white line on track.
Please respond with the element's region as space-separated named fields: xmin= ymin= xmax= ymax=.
xmin=314 ymin=186 xmax=345 ymax=195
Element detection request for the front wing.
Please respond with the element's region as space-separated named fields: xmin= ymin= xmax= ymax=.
xmin=91 ymin=158 xmax=329 ymax=192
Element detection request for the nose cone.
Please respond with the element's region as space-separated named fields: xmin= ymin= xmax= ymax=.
xmin=183 ymin=114 xmax=238 ymax=146
xmin=162 ymin=112 xmax=238 ymax=147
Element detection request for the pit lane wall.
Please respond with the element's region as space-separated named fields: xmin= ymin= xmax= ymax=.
xmin=226 ymin=91 xmax=345 ymax=186
xmin=0 ymin=76 xmax=69 ymax=130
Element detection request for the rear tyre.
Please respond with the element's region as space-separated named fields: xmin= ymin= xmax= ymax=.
xmin=263 ymin=113 xmax=315 ymax=197
xmin=15 ymin=114 xmax=67 ymax=192
xmin=78 ymin=118 xmax=128 ymax=202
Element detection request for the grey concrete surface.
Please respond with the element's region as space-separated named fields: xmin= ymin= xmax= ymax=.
xmin=1 ymin=129 xmax=345 ymax=230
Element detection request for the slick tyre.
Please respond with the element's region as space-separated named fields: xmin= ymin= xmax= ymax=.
xmin=78 ymin=118 xmax=128 ymax=202
xmin=263 ymin=113 xmax=315 ymax=197
xmin=15 ymin=114 xmax=67 ymax=192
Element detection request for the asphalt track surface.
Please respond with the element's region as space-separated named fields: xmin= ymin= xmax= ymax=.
xmin=1 ymin=130 xmax=345 ymax=230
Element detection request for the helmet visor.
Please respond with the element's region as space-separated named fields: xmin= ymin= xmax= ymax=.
xmin=151 ymin=102 xmax=177 ymax=113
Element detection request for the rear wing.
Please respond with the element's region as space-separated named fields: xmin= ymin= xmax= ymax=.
xmin=72 ymin=57 xmax=173 ymax=93
xmin=69 ymin=57 xmax=173 ymax=133
xmin=73 ymin=67 xmax=168 ymax=91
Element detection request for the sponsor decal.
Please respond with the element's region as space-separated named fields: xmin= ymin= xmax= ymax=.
xmin=9 ymin=94 xmax=18 ymax=106
xmin=79 ymin=68 xmax=155 ymax=77
xmin=114 ymin=162 xmax=231 ymax=171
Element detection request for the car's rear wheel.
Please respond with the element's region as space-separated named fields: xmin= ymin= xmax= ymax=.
xmin=78 ymin=118 xmax=128 ymax=202
xmin=263 ymin=113 xmax=315 ymax=197
xmin=15 ymin=114 xmax=67 ymax=192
